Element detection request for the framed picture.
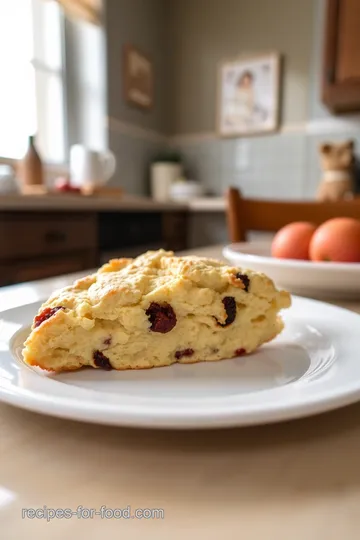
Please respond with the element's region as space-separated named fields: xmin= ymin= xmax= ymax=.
xmin=217 ymin=53 xmax=281 ymax=137
xmin=123 ymin=44 xmax=154 ymax=110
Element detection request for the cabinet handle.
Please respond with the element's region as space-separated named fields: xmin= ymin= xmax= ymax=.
xmin=45 ymin=231 xmax=67 ymax=243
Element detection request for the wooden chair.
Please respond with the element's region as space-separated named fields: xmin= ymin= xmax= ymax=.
xmin=226 ymin=187 xmax=360 ymax=242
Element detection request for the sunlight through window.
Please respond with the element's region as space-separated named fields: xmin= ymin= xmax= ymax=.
xmin=0 ymin=0 xmax=65 ymax=162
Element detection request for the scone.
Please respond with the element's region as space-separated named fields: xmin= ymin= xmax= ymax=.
xmin=23 ymin=250 xmax=291 ymax=372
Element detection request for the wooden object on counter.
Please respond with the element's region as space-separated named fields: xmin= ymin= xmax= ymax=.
xmin=79 ymin=186 xmax=124 ymax=197
xmin=226 ymin=187 xmax=360 ymax=242
xmin=322 ymin=0 xmax=360 ymax=112
xmin=18 ymin=135 xmax=44 ymax=191
xmin=21 ymin=185 xmax=48 ymax=195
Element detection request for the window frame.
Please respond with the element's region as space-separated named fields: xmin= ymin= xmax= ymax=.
xmin=0 ymin=0 xmax=69 ymax=170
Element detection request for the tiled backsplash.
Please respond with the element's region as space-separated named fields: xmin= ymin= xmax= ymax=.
xmin=109 ymin=123 xmax=360 ymax=201
xmin=107 ymin=125 xmax=360 ymax=249
xmin=167 ymin=126 xmax=360 ymax=248
xmin=171 ymin=132 xmax=306 ymax=199
xmin=170 ymin=127 xmax=360 ymax=201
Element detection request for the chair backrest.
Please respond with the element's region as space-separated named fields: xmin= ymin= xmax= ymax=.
xmin=226 ymin=187 xmax=360 ymax=242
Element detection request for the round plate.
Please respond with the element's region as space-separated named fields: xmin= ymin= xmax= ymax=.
xmin=223 ymin=242 xmax=360 ymax=299
xmin=0 ymin=297 xmax=360 ymax=429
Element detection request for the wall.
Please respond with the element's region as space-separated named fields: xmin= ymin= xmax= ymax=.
xmin=166 ymin=0 xmax=317 ymax=208
xmin=168 ymin=0 xmax=314 ymax=136
xmin=99 ymin=0 xmax=360 ymax=246
xmin=106 ymin=0 xmax=168 ymax=134
xmin=101 ymin=0 xmax=325 ymax=203
xmin=104 ymin=0 xmax=168 ymax=194
xmin=165 ymin=0 xmax=360 ymax=246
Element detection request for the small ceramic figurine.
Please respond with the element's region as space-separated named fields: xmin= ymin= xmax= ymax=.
xmin=317 ymin=140 xmax=355 ymax=201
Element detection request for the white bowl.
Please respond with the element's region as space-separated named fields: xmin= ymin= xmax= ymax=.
xmin=169 ymin=181 xmax=204 ymax=201
xmin=223 ymin=242 xmax=360 ymax=299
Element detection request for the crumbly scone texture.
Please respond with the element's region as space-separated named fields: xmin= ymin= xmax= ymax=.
xmin=22 ymin=250 xmax=291 ymax=372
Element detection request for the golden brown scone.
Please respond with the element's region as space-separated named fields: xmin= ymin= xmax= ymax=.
xmin=22 ymin=250 xmax=291 ymax=372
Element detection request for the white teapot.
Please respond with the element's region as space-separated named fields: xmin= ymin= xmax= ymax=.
xmin=70 ymin=145 xmax=116 ymax=190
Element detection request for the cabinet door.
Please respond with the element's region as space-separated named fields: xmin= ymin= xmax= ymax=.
xmin=0 ymin=212 xmax=97 ymax=260
xmin=336 ymin=0 xmax=360 ymax=82
xmin=0 ymin=252 xmax=97 ymax=287
xmin=323 ymin=0 xmax=360 ymax=111
xmin=161 ymin=212 xmax=188 ymax=251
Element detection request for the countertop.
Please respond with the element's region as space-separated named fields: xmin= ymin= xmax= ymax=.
xmin=1 ymin=245 xmax=360 ymax=539
xmin=0 ymin=194 xmax=225 ymax=212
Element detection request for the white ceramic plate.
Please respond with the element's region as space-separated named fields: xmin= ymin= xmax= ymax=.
xmin=1 ymin=298 xmax=360 ymax=429
xmin=224 ymin=242 xmax=360 ymax=299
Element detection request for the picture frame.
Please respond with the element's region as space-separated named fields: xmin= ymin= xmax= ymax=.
xmin=217 ymin=53 xmax=281 ymax=137
xmin=123 ymin=44 xmax=154 ymax=110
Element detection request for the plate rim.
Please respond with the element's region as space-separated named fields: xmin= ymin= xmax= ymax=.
xmin=1 ymin=296 xmax=360 ymax=429
xmin=223 ymin=242 xmax=360 ymax=273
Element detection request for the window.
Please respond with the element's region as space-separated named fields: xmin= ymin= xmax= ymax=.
xmin=0 ymin=0 xmax=66 ymax=163
xmin=65 ymin=16 xmax=107 ymax=152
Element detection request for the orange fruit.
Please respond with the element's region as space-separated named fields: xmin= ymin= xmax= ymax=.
xmin=271 ymin=222 xmax=316 ymax=260
xmin=309 ymin=217 xmax=360 ymax=263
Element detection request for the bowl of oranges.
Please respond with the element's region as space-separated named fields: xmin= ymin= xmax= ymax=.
xmin=223 ymin=218 xmax=360 ymax=299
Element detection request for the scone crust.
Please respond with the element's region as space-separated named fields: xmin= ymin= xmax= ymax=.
xmin=23 ymin=250 xmax=291 ymax=372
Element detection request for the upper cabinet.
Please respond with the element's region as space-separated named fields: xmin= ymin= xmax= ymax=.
xmin=322 ymin=0 xmax=360 ymax=112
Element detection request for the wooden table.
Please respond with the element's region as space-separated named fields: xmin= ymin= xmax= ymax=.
xmin=1 ymin=246 xmax=360 ymax=539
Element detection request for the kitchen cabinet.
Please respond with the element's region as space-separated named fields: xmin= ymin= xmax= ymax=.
xmin=0 ymin=209 xmax=188 ymax=287
xmin=1 ymin=253 xmax=95 ymax=286
xmin=322 ymin=0 xmax=360 ymax=112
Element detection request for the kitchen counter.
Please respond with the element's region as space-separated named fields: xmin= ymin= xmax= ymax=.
xmin=186 ymin=197 xmax=225 ymax=211
xmin=0 ymin=194 xmax=225 ymax=212
xmin=0 ymin=194 xmax=187 ymax=212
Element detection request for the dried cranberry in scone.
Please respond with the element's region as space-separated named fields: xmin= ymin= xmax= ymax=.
xmin=93 ymin=350 xmax=112 ymax=370
xmin=235 ymin=273 xmax=250 ymax=292
xmin=146 ymin=302 xmax=177 ymax=333
xmin=34 ymin=306 xmax=64 ymax=328
xmin=175 ymin=348 xmax=194 ymax=360
xmin=216 ymin=297 xmax=236 ymax=327
xmin=230 ymin=272 xmax=250 ymax=292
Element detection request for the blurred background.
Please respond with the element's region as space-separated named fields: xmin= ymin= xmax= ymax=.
xmin=0 ymin=0 xmax=359 ymax=285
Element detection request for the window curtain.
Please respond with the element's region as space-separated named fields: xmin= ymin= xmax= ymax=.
xmin=50 ymin=0 xmax=101 ymax=25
